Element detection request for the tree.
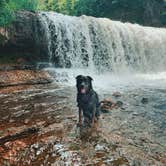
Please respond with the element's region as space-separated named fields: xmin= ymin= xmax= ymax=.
xmin=0 ymin=0 xmax=38 ymax=27
xmin=0 ymin=0 xmax=13 ymax=26
xmin=0 ymin=0 xmax=165 ymax=27
xmin=73 ymin=0 xmax=166 ymax=26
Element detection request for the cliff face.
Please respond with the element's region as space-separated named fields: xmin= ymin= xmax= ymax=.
xmin=0 ymin=11 xmax=49 ymax=63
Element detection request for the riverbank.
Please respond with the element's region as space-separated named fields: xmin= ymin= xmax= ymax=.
xmin=0 ymin=79 xmax=165 ymax=165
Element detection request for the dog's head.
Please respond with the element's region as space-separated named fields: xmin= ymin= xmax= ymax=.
xmin=76 ymin=75 xmax=93 ymax=94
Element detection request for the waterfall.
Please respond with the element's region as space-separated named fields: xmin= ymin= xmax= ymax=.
xmin=38 ymin=12 xmax=166 ymax=74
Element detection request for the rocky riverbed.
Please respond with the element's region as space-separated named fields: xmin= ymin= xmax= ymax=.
xmin=0 ymin=77 xmax=166 ymax=165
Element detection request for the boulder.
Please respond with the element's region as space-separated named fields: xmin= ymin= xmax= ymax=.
xmin=100 ymin=98 xmax=117 ymax=113
xmin=101 ymin=98 xmax=124 ymax=113
xmin=112 ymin=92 xmax=122 ymax=98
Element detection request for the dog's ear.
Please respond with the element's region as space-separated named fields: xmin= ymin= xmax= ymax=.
xmin=76 ymin=75 xmax=83 ymax=80
xmin=87 ymin=76 xmax=93 ymax=81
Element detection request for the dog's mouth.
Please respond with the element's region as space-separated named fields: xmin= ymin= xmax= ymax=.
xmin=80 ymin=88 xmax=86 ymax=94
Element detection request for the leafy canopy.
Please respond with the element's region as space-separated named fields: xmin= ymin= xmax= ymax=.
xmin=0 ymin=0 xmax=38 ymax=26
xmin=0 ymin=0 xmax=166 ymax=27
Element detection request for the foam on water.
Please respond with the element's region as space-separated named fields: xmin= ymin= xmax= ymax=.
xmin=45 ymin=67 xmax=166 ymax=92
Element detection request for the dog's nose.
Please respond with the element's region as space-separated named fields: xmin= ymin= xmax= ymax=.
xmin=80 ymin=85 xmax=84 ymax=88
xmin=80 ymin=83 xmax=85 ymax=88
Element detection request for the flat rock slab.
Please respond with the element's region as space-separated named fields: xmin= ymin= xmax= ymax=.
xmin=0 ymin=64 xmax=36 ymax=71
xmin=0 ymin=85 xmax=165 ymax=165
xmin=0 ymin=70 xmax=53 ymax=87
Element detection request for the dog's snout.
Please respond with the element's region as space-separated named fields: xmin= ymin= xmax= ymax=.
xmin=80 ymin=83 xmax=85 ymax=88
xmin=80 ymin=85 xmax=83 ymax=88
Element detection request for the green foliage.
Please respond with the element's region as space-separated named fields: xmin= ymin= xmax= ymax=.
xmin=37 ymin=0 xmax=76 ymax=15
xmin=73 ymin=0 xmax=166 ymax=26
xmin=0 ymin=0 xmax=166 ymax=27
xmin=73 ymin=0 xmax=145 ymax=17
xmin=0 ymin=1 xmax=13 ymax=26
xmin=0 ymin=0 xmax=38 ymax=27
xmin=7 ymin=0 xmax=38 ymax=11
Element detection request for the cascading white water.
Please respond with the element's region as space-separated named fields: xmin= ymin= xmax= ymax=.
xmin=39 ymin=12 xmax=166 ymax=90
xmin=38 ymin=11 xmax=166 ymax=73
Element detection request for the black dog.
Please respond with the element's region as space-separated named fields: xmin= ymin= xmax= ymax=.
xmin=76 ymin=75 xmax=100 ymax=127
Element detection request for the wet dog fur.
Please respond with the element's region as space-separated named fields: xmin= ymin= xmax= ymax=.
xmin=76 ymin=75 xmax=100 ymax=127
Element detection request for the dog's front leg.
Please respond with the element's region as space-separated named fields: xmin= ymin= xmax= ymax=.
xmin=92 ymin=106 xmax=96 ymax=128
xmin=77 ymin=107 xmax=82 ymax=127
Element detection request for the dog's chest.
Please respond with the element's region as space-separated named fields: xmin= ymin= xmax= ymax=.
xmin=79 ymin=94 xmax=91 ymax=104
xmin=77 ymin=90 xmax=98 ymax=109
xmin=77 ymin=92 xmax=93 ymax=107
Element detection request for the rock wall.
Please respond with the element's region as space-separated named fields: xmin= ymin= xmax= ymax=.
xmin=0 ymin=11 xmax=49 ymax=63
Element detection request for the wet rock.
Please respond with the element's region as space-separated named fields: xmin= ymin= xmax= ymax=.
xmin=0 ymin=85 xmax=34 ymax=94
xmin=0 ymin=70 xmax=53 ymax=87
xmin=69 ymin=143 xmax=80 ymax=151
xmin=66 ymin=115 xmax=77 ymax=120
xmin=43 ymin=123 xmax=64 ymax=135
xmin=32 ymin=143 xmax=39 ymax=150
xmin=95 ymin=144 xmax=105 ymax=151
xmin=24 ymin=119 xmax=29 ymax=124
xmin=141 ymin=97 xmax=148 ymax=104
xmin=101 ymin=98 xmax=116 ymax=113
xmin=101 ymin=98 xmax=124 ymax=113
xmin=94 ymin=143 xmax=109 ymax=162
xmin=0 ymin=127 xmax=39 ymax=145
xmin=116 ymin=101 xmax=123 ymax=107
xmin=52 ymin=143 xmax=82 ymax=165
xmin=112 ymin=92 xmax=122 ymax=98
xmin=0 ymin=64 xmax=36 ymax=71
xmin=131 ymin=159 xmax=143 ymax=166
xmin=95 ymin=151 xmax=106 ymax=159
xmin=111 ymin=157 xmax=129 ymax=165
xmin=9 ymin=119 xmax=15 ymax=123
